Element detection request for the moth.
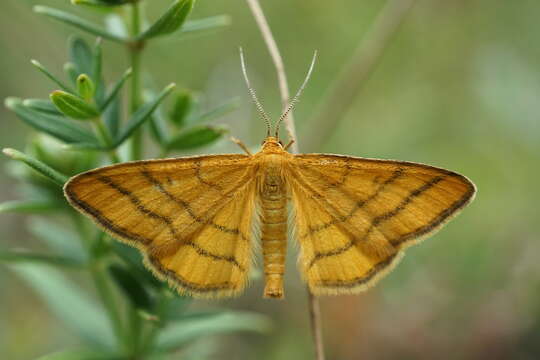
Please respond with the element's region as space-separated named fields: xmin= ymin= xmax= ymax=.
xmin=64 ymin=51 xmax=476 ymax=299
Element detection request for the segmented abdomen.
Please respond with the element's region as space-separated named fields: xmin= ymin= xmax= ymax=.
xmin=260 ymin=177 xmax=288 ymax=299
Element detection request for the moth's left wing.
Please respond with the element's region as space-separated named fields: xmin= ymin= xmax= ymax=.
xmin=287 ymin=154 xmax=476 ymax=295
xmin=64 ymin=155 xmax=257 ymax=298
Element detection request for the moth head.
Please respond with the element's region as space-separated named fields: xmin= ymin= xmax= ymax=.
xmin=261 ymin=136 xmax=284 ymax=152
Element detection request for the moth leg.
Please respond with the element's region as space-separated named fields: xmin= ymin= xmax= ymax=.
xmin=283 ymin=139 xmax=295 ymax=151
xmin=230 ymin=136 xmax=252 ymax=156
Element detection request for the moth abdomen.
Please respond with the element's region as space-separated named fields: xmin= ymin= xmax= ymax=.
xmin=259 ymin=172 xmax=288 ymax=299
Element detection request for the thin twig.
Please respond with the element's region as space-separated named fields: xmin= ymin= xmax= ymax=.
xmin=245 ymin=1 xmax=325 ymax=359
xmin=302 ymin=0 xmax=418 ymax=152
xmin=246 ymin=0 xmax=299 ymax=154
xmin=308 ymin=291 xmax=325 ymax=360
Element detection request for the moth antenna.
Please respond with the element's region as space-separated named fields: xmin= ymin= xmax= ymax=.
xmin=275 ymin=50 xmax=317 ymax=139
xmin=239 ymin=47 xmax=272 ymax=137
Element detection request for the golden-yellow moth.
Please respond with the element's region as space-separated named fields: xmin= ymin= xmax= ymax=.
xmin=64 ymin=51 xmax=476 ymax=299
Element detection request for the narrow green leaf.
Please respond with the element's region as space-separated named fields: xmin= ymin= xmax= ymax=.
xmin=69 ymin=37 xmax=93 ymax=77
xmin=188 ymin=97 xmax=240 ymax=125
xmin=137 ymin=0 xmax=194 ymax=40
xmin=103 ymin=95 xmax=121 ymax=139
xmin=34 ymin=6 xmax=126 ymax=43
xmin=93 ymin=38 xmax=102 ymax=78
xmin=182 ymin=15 xmax=231 ymax=34
xmin=144 ymin=88 xmax=171 ymax=146
xmin=108 ymin=263 xmax=153 ymax=310
xmin=37 ymin=348 xmax=118 ymax=360
xmin=9 ymin=263 xmax=115 ymax=349
xmin=100 ymin=67 xmax=132 ymax=111
xmin=61 ymin=142 xmax=110 ymax=151
xmin=164 ymin=292 xmax=193 ymax=318
xmin=72 ymin=0 xmax=131 ymax=8
xmin=28 ymin=218 xmax=87 ymax=263
xmin=110 ymin=242 xmax=162 ymax=288
xmin=6 ymin=98 xmax=98 ymax=144
xmin=166 ymin=125 xmax=227 ymax=151
xmin=148 ymin=113 xmax=169 ymax=147
xmin=2 ymin=148 xmax=68 ymax=186
xmin=114 ymin=84 xmax=175 ymax=146
xmin=77 ymin=74 xmax=96 ymax=101
xmin=22 ymin=99 xmax=62 ymax=115
xmin=156 ymin=311 xmax=271 ymax=351
xmin=0 ymin=249 xmax=83 ymax=267
xmin=92 ymin=38 xmax=106 ymax=106
xmin=50 ymin=90 xmax=100 ymax=120
xmin=28 ymin=134 xmax=98 ymax=176
xmin=171 ymin=310 xmax=224 ymax=321
xmin=169 ymin=90 xmax=193 ymax=127
xmin=31 ymin=60 xmax=74 ymax=93
xmin=0 ymin=200 xmax=63 ymax=213
xmin=97 ymin=0 xmax=131 ymax=4
xmin=64 ymin=62 xmax=79 ymax=84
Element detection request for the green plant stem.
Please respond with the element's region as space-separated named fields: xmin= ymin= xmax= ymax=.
xmin=72 ymin=214 xmax=125 ymax=351
xmin=90 ymin=263 xmax=126 ymax=350
xmin=120 ymin=5 xmax=146 ymax=352
xmin=92 ymin=117 xmax=121 ymax=163
xmin=127 ymin=306 xmax=143 ymax=354
xmin=141 ymin=290 xmax=173 ymax=353
xmin=128 ymin=1 xmax=144 ymax=161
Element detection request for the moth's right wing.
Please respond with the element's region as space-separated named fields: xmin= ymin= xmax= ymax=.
xmin=64 ymin=154 xmax=258 ymax=298
xmin=287 ymin=154 xmax=476 ymax=295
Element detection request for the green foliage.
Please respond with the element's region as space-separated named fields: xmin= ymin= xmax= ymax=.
xmin=167 ymin=125 xmax=228 ymax=151
xmin=36 ymin=349 xmax=120 ymax=360
xmin=34 ymin=5 xmax=126 ymax=42
xmin=10 ymin=263 xmax=116 ymax=348
xmin=6 ymin=97 xmax=98 ymax=145
xmin=108 ymin=263 xmax=154 ymax=310
xmin=137 ymin=0 xmax=194 ymax=40
xmin=1 ymin=1 xmax=267 ymax=359
xmin=77 ymin=74 xmax=96 ymax=101
xmin=169 ymin=90 xmax=194 ymax=127
xmin=2 ymin=148 xmax=69 ymax=186
xmin=50 ymin=90 xmax=100 ymax=120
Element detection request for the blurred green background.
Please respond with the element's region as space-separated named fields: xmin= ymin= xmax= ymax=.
xmin=1 ymin=0 xmax=539 ymax=359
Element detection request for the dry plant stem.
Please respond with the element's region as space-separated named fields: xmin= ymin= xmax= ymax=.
xmin=245 ymin=0 xmax=299 ymax=154
xmin=302 ymin=0 xmax=418 ymax=152
xmin=245 ymin=1 xmax=324 ymax=359
xmin=308 ymin=290 xmax=325 ymax=360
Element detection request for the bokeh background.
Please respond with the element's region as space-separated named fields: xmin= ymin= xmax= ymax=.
xmin=1 ymin=0 xmax=539 ymax=359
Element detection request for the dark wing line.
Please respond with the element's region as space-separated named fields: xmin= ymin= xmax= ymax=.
xmin=147 ymin=257 xmax=234 ymax=292
xmin=300 ymin=159 xmax=455 ymax=209
xmin=72 ymin=174 xmax=247 ymax=271
xmin=194 ymin=159 xmax=225 ymax=192
xmin=65 ymin=184 xmax=150 ymax=244
xmin=306 ymin=174 xmax=446 ymax=268
xmin=314 ymin=254 xmax=398 ymax=288
xmin=139 ymin=165 xmax=254 ymax=240
xmin=289 ymin=167 xmax=395 ymax=266
xmin=291 ymin=165 xmax=405 ymax=239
